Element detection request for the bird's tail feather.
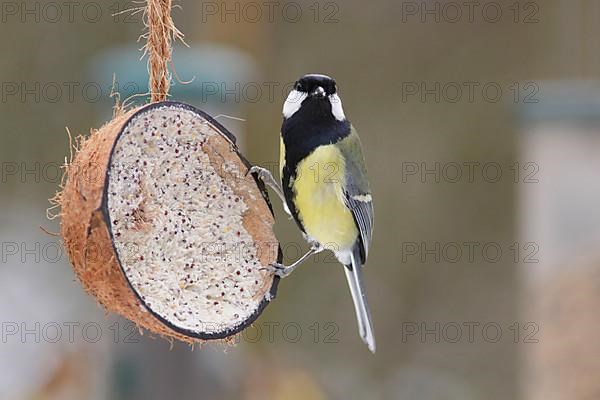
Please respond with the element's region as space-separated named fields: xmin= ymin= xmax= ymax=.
xmin=344 ymin=248 xmax=376 ymax=353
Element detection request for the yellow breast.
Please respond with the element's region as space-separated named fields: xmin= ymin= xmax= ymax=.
xmin=292 ymin=144 xmax=358 ymax=251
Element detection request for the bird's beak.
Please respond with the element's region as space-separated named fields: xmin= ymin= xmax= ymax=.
xmin=311 ymin=86 xmax=326 ymax=97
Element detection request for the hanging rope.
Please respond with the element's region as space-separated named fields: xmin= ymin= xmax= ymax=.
xmin=141 ymin=0 xmax=185 ymax=102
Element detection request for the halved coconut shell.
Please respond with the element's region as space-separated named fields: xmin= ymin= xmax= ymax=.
xmin=60 ymin=101 xmax=280 ymax=343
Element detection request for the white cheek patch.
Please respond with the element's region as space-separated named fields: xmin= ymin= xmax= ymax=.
xmin=283 ymin=90 xmax=308 ymax=118
xmin=329 ymin=94 xmax=346 ymax=121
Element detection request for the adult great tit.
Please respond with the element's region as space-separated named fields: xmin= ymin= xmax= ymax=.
xmin=250 ymin=73 xmax=375 ymax=353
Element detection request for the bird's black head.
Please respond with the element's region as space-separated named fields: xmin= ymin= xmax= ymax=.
xmin=283 ymin=73 xmax=345 ymax=121
xmin=293 ymin=74 xmax=337 ymax=97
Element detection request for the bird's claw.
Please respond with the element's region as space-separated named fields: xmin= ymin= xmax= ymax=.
xmin=261 ymin=262 xmax=288 ymax=278
xmin=247 ymin=165 xmax=269 ymax=179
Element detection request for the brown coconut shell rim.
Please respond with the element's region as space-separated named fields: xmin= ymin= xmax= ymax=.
xmin=100 ymin=100 xmax=281 ymax=340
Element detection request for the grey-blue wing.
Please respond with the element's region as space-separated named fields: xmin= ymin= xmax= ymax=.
xmin=346 ymin=193 xmax=374 ymax=263
xmin=338 ymin=126 xmax=374 ymax=263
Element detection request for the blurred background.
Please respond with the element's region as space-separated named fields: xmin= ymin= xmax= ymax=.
xmin=1 ymin=0 xmax=600 ymax=399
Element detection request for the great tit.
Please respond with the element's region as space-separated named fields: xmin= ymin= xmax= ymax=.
xmin=250 ymin=73 xmax=375 ymax=353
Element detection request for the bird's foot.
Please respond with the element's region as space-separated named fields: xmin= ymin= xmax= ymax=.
xmin=261 ymin=245 xmax=323 ymax=278
xmin=262 ymin=262 xmax=294 ymax=278
xmin=248 ymin=165 xmax=268 ymax=178
xmin=247 ymin=166 xmax=286 ymax=203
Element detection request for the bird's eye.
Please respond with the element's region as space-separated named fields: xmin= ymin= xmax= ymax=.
xmin=294 ymin=82 xmax=303 ymax=91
